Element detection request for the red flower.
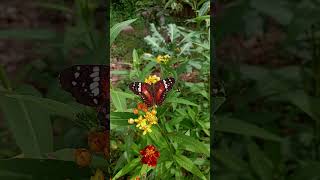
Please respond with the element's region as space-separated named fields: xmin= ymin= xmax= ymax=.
xmin=139 ymin=145 xmax=160 ymax=167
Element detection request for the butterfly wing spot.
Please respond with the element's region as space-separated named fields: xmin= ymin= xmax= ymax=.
xmin=93 ymin=77 xmax=100 ymax=82
xmin=92 ymin=88 xmax=100 ymax=96
xmin=90 ymin=72 xmax=99 ymax=78
xmin=93 ymin=66 xmax=99 ymax=72
xmin=74 ymin=72 xmax=80 ymax=79
xmin=90 ymin=82 xmax=99 ymax=89
xmin=163 ymin=80 xmax=168 ymax=89
xmin=138 ymin=82 xmax=142 ymax=92
xmin=60 ymin=65 xmax=109 ymax=107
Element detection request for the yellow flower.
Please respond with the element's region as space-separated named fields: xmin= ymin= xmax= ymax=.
xmin=141 ymin=124 xmax=152 ymax=135
xmin=128 ymin=104 xmax=158 ymax=135
xmin=156 ymin=55 xmax=164 ymax=63
xmin=144 ymin=75 xmax=160 ymax=85
xmin=151 ymin=108 xmax=157 ymax=115
xmin=144 ymin=111 xmax=158 ymax=125
xmin=135 ymin=116 xmax=147 ymax=129
xmin=90 ymin=169 xmax=104 ymax=180
xmin=156 ymin=54 xmax=171 ymax=64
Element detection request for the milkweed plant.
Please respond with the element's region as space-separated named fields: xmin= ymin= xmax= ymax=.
xmin=110 ymin=15 xmax=210 ymax=179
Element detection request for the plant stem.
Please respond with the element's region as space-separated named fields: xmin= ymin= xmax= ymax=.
xmin=156 ymin=123 xmax=175 ymax=155
xmin=0 ymin=65 xmax=12 ymax=92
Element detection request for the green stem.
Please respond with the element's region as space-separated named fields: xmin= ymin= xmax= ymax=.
xmin=0 ymin=65 xmax=12 ymax=92
xmin=82 ymin=0 xmax=96 ymax=50
xmin=156 ymin=123 xmax=175 ymax=155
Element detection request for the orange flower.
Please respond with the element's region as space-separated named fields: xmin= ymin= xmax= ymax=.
xmin=137 ymin=103 xmax=148 ymax=111
xmin=74 ymin=148 xmax=92 ymax=167
xmin=140 ymin=145 xmax=160 ymax=167
xmin=133 ymin=108 xmax=139 ymax=114
xmin=88 ymin=131 xmax=108 ymax=153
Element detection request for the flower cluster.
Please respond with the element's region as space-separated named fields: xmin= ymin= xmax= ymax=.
xmin=128 ymin=103 xmax=158 ymax=135
xmin=90 ymin=169 xmax=104 ymax=180
xmin=140 ymin=145 xmax=160 ymax=167
xmin=74 ymin=130 xmax=109 ymax=168
xmin=156 ymin=54 xmax=171 ymax=64
xmin=145 ymin=75 xmax=160 ymax=85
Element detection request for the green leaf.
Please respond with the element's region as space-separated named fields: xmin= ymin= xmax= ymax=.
xmin=147 ymin=125 xmax=167 ymax=148
xmin=34 ymin=2 xmax=72 ymax=13
xmin=213 ymin=96 xmax=225 ymax=113
xmin=0 ymin=29 xmax=56 ymax=40
xmin=112 ymin=158 xmax=140 ymax=180
xmin=166 ymin=97 xmax=199 ymax=107
xmin=178 ymin=42 xmax=192 ymax=56
xmin=110 ymin=19 xmax=137 ymax=45
xmin=111 ymin=70 xmax=129 ymax=75
xmin=168 ymin=133 xmax=209 ymax=156
xmin=215 ymin=116 xmax=283 ymax=142
xmin=250 ymin=0 xmax=293 ymax=25
xmin=0 ymin=158 xmax=91 ymax=179
xmin=4 ymin=94 xmax=81 ymax=119
xmin=286 ymin=90 xmax=320 ymax=122
xmin=47 ymin=148 xmax=74 ymax=161
xmin=173 ymin=154 xmax=206 ymax=180
xmin=290 ymin=161 xmax=320 ymax=180
xmin=168 ymin=24 xmax=180 ymax=42
xmin=247 ymin=140 xmax=273 ymax=180
xmin=111 ymin=112 xmax=137 ymax=128
xmin=111 ymin=89 xmax=128 ymax=112
xmin=213 ymin=149 xmax=249 ymax=172
xmin=0 ymin=65 xmax=12 ymax=91
xmin=140 ymin=61 xmax=157 ymax=80
xmin=0 ymin=95 xmax=53 ymax=157
xmin=132 ymin=48 xmax=140 ymax=69
xmin=198 ymin=1 xmax=210 ymax=16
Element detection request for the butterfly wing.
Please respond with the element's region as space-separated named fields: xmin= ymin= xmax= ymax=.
xmin=97 ymin=102 xmax=110 ymax=130
xmin=59 ymin=65 xmax=109 ymax=107
xmin=129 ymin=82 xmax=153 ymax=107
xmin=154 ymin=77 xmax=175 ymax=106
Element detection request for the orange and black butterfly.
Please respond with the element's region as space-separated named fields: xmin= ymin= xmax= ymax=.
xmin=59 ymin=65 xmax=109 ymax=129
xmin=129 ymin=77 xmax=175 ymax=107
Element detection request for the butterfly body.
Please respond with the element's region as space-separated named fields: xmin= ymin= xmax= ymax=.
xmin=129 ymin=77 xmax=175 ymax=107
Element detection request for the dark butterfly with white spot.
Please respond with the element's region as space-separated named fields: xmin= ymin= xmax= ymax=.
xmin=129 ymin=77 xmax=175 ymax=107
xmin=59 ymin=65 xmax=110 ymax=130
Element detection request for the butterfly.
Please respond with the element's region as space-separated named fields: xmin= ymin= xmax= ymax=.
xmin=59 ymin=65 xmax=110 ymax=130
xmin=129 ymin=77 xmax=175 ymax=107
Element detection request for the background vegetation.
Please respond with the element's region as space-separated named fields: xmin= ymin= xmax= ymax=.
xmin=110 ymin=0 xmax=210 ymax=179
xmin=1 ymin=0 xmax=320 ymax=179
xmin=214 ymin=0 xmax=320 ymax=179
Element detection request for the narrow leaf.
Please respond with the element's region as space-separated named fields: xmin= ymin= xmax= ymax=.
xmin=174 ymin=154 xmax=206 ymax=180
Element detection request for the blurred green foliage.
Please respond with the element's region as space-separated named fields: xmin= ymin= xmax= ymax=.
xmin=214 ymin=0 xmax=320 ymax=179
